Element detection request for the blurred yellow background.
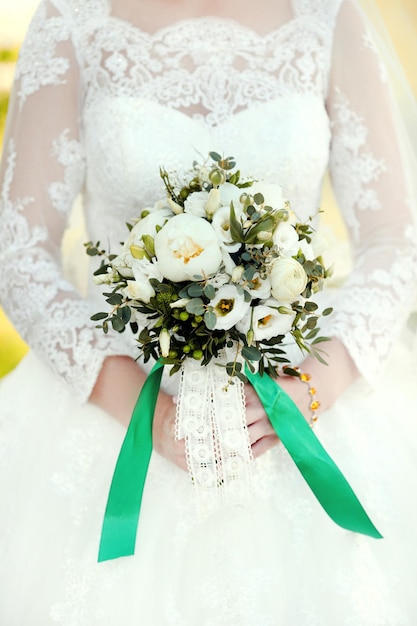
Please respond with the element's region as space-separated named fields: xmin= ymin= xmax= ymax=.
xmin=0 ymin=0 xmax=417 ymax=377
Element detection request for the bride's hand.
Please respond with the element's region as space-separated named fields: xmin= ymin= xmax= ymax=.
xmin=152 ymin=392 xmax=187 ymax=471
xmin=244 ymin=374 xmax=311 ymax=458
xmin=90 ymin=355 xmax=187 ymax=471
xmin=244 ymin=382 xmax=278 ymax=458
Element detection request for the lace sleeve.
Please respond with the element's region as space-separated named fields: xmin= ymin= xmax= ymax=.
xmin=326 ymin=0 xmax=417 ymax=379
xmin=0 ymin=0 xmax=132 ymax=403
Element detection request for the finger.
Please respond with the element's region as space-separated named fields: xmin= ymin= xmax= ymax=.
xmin=248 ymin=418 xmax=276 ymax=444
xmin=251 ymin=434 xmax=279 ymax=459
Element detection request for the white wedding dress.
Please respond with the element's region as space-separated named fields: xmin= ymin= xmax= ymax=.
xmin=1 ymin=0 xmax=417 ymax=624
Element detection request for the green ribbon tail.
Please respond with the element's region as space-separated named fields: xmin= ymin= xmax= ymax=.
xmin=98 ymin=361 xmax=165 ymax=562
xmin=245 ymin=367 xmax=382 ymax=539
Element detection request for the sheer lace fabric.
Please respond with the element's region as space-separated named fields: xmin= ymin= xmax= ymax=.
xmin=0 ymin=0 xmax=416 ymax=400
xmin=1 ymin=1 xmax=417 ymax=625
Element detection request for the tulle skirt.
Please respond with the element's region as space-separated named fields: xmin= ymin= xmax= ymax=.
xmin=1 ymin=334 xmax=417 ymax=625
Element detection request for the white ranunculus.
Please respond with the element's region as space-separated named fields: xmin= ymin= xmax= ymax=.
xmin=210 ymin=284 xmax=251 ymax=331
xmin=272 ymin=222 xmax=299 ymax=254
xmin=249 ymin=182 xmax=286 ymax=210
xmin=270 ymin=257 xmax=308 ymax=302
xmin=237 ymin=298 xmax=295 ymax=341
xmin=154 ymin=213 xmax=223 ymax=282
xmin=184 ymin=190 xmax=209 ymax=218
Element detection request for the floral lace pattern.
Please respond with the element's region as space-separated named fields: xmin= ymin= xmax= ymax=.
xmin=329 ymin=88 xmax=387 ymax=242
xmin=48 ymin=131 xmax=85 ymax=216
xmin=14 ymin=1 xmax=71 ymax=109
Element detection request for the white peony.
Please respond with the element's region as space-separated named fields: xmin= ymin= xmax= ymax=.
xmin=210 ymin=284 xmax=251 ymax=331
xmin=237 ymin=298 xmax=295 ymax=341
xmin=270 ymin=257 xmax=308 ymax=302
xmin=154 ymin=213 xmax=223 ymax=282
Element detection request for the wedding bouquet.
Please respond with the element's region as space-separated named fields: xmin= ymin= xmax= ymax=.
xmin=89 ymin=153 xmax=381 ymax=563
xmin=87 ymin=152 xmax=332 ymax=382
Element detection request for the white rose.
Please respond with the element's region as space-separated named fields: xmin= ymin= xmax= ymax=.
xmin=218 ymin=182 xmax=244 ymax=209
xmin=210 ymin=284 xmax=251 ymax=331
xmin=122 ymin=258 xmax=163 ymax=303
xmin=111 ymin=254 xmax=134 ymax=279
xmin=154 ymin=213 xmax=223 ymax=282
xmin=310 ymin=231 xmax=329 ymax=258
xmin=272 ymin=222 xmax=299 ymax=254
xmin=122 ymin=279 xmax=155 ymax=304
xmin=249 ymin=182 xmax=286 ymax=209
xmin=125 ymin=208 xmax=173 ymax=249
xmin=237 ymin=298 xmax=295 ymax=341
xmin=270 ymin=257 xmax=308 ymax=302
xmin=184 ymin=191 xmax=209 ymax=218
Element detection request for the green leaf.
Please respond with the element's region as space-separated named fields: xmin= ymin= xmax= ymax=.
xmin=186 ymin=298 xmax=205 ymax=315
xmin=209 ymin=151 xmax=222 ymax=162
xmin=203 ymin=284 xmax=216 ymax=299
xmin=204 ymin=310 xmax=217 ymax=329
xmin=188 ymin=284 xmax=204 ymax=297
xmin=111 ymin=316 xmax=126 ymax=332
xmin=91 ymin=312 xmax=109 ymax=321
xmin=229 ymin=202 xmax=244 ymax=242
xmin=106 ymin=293 xmax=123 ymax=306
xmin=253 ymin=192 xmax=264 ymax=205
xmin=242 ymin=345 xmax=262 ymax=361
xmin=93 ymin=264 xmax=110 ymax=276
xmin=119 ymin=307 xmax=132 ymax=324
xmin=322 ymin=307 xmax=333 ymax=316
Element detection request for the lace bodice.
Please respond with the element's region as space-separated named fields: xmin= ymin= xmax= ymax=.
xmin=1 ymin=0 xmax=416 ymax=401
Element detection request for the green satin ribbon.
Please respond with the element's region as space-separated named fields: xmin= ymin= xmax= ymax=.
xmin=245 ymin=367 xmax=382 ymax=539
xmin=98 ymin=360 xmax=164 ymax=562
xmin=98 ymin=362 xmax=381 ymax=562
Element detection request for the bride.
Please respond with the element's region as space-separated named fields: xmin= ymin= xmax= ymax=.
xmin=1 ymin=0 xmax=417 ymax=623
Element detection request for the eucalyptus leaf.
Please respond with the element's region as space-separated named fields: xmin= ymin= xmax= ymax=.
xmin=90 ymin=312 xmax=108 ymax=321
xmin=203 ymin=284 xmax=216 ymax=299
xmin=188 ymin=284 xmax=204 ymax=297
xmin=204 ymin=310 xmax=217 ymax=330
xmin=186 ymin=298 xmax=205 ymax=315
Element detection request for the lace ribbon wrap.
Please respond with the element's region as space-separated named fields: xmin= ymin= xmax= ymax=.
xmin=175 ymin=351 xmax=253 ymax=514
